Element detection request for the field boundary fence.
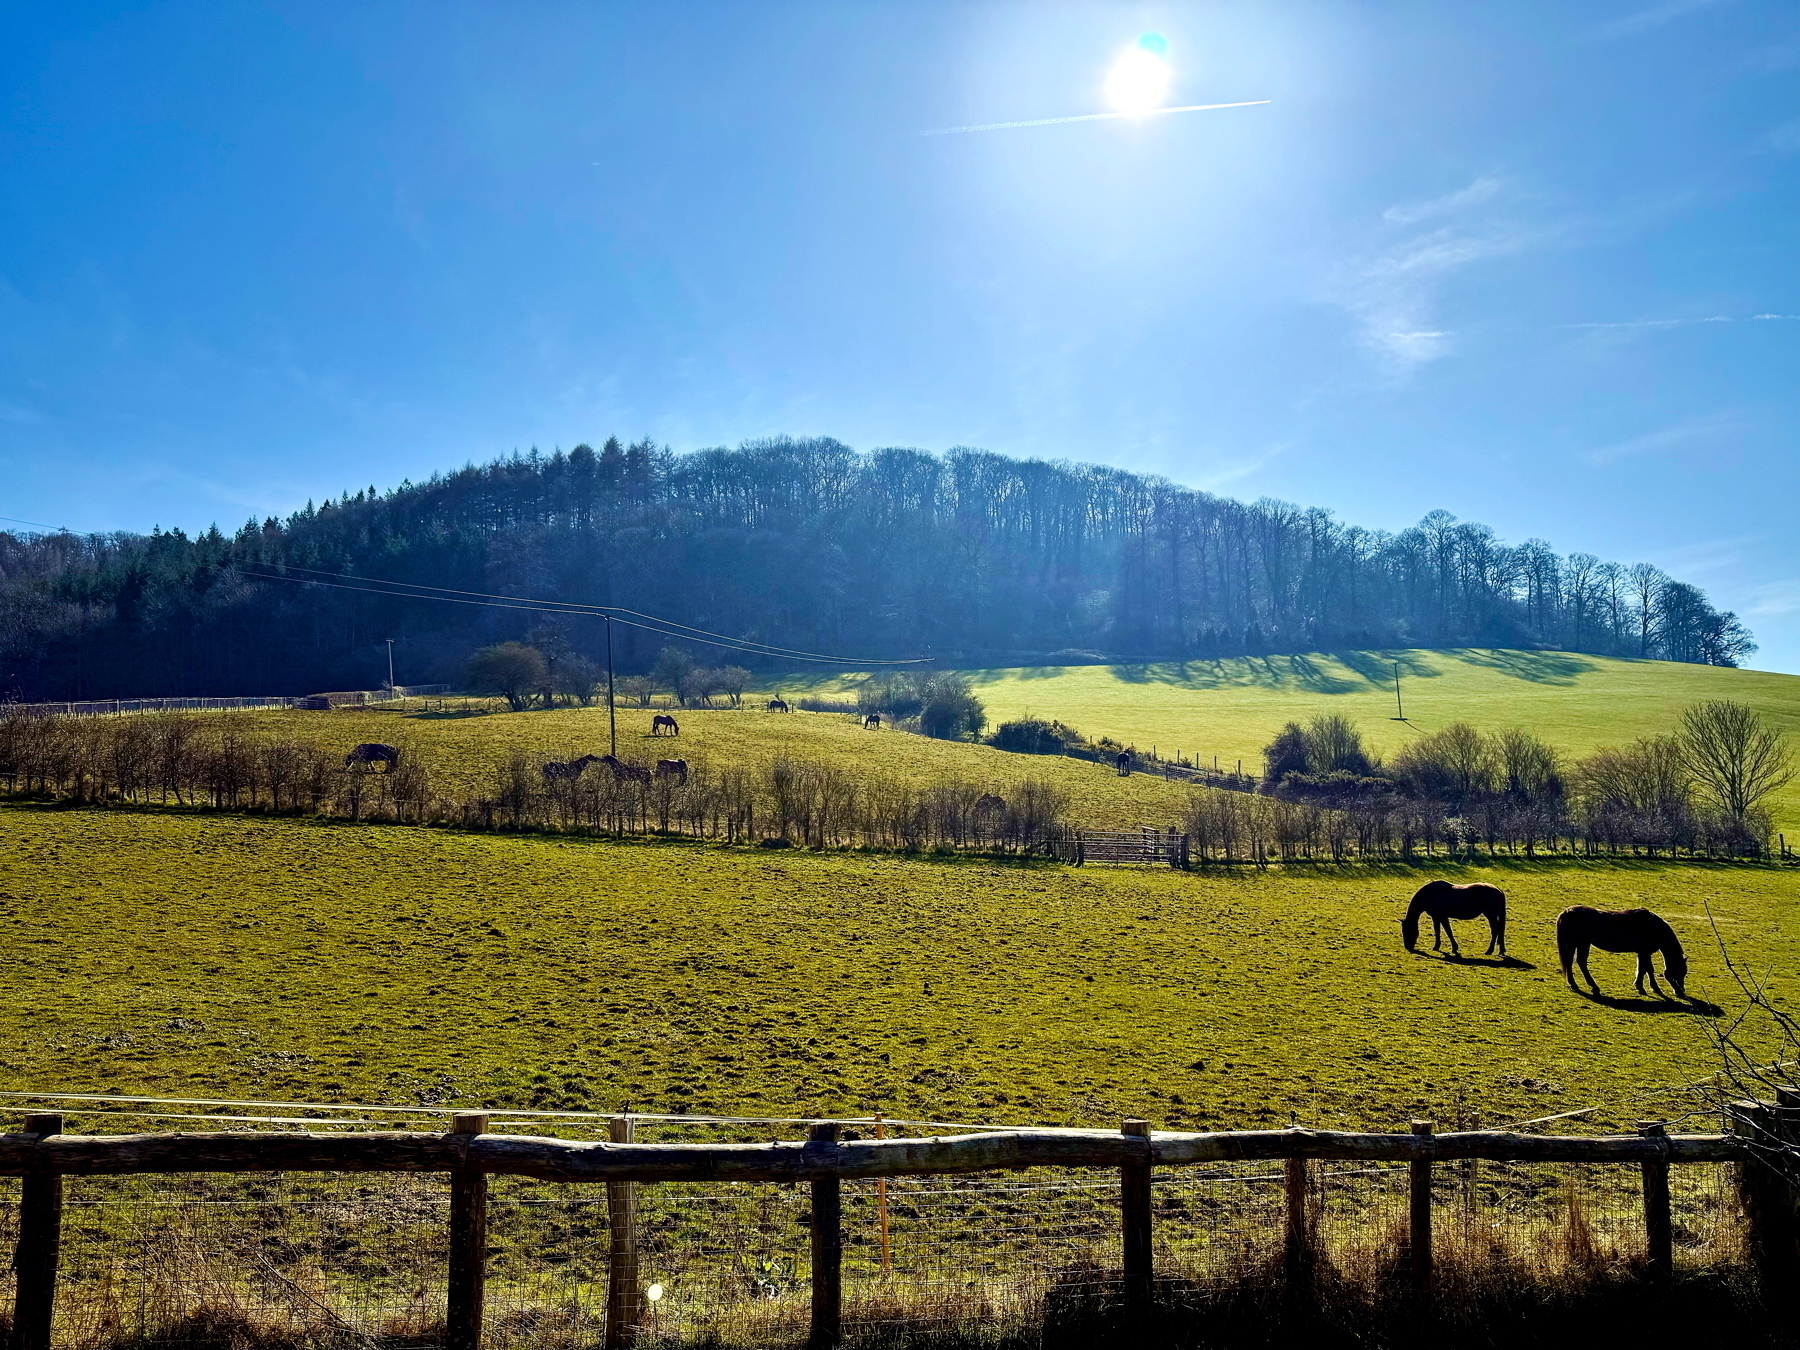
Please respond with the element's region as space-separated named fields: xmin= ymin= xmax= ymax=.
xmin=4 ymin=687 xmax=452 ymax=719
xmin=5 ymin=1094 xmax=1800 ymax=1349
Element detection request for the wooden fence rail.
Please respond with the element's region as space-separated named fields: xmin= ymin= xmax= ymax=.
xmin=4 ymin=1114 xmax=1793 ymax=1350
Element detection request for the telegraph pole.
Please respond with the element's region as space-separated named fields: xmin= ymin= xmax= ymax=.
xmin=1391 ymin=662 xmax=1405 ymax=721
xmin=385 ymin=638 xmax=396 ymax=692
xmin=605 ymin=616 xmax=617 ymax=758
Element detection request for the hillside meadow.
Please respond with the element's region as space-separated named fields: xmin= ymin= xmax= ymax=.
xmin=780 ymin=649 xmax=1800 ymax=830
xmin=2 ymin=803 xmax=1794 ymax=1133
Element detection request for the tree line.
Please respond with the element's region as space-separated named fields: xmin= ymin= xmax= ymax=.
xmin=0 ymin=436 xmax=1757 ymax=700
xmin=1235 ymin=699 xmax=1793 ymax=861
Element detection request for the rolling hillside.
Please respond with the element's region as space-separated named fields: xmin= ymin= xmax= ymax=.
xmin=782 ymin=649 xmax=1800 ymax=830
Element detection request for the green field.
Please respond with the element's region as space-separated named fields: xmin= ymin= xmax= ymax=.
xmin=3 ymin=803 xmax=1794 ymax=1134
xmin=783 ymin=649 xmax=1800 ymax=830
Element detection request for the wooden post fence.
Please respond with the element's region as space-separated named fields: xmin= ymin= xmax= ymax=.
xmin=1121 ymin=1118 xmax=1153 ymax=1321
xmin=1734 ymin=1092 xmax=1800 ymax=1310
xmin=8 ymin=1113 xmax=63 ymax=1350
xmin=1409 ymin=1120 xmax=1433 ymax=1295
xmin=605 ymin=1116 xmax=643 ymax=1350
xmin=1638 ymin=1121 xmax=1672 ymax=1286
xmin=1284 ymin=1155 xmax=1313 ymax=1295
xmin=808 ymin=1121 xmax=843 ymax=1350
xmin=446 ymin=1112 xmax=489 ymax=1350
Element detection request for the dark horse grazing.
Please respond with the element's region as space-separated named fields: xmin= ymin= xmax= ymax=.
xmin=1401 ymin=880 xmax=1507 ymax=958
xmin=767 ymin=698 xmax=789 ymax=713
xmin=1115 ymin=750 xmax=1132 ymax=776
xmin=599 ymin=754 xmax=652 ymax=784
xmin=1557 ymin=907 xmax=1688 ymax=1000
xmin=542 ymin=755 xmax=599 ymax=782
xmin=344 ymin=743 xmax=399 ymax=771
xmin=863 ymin=713 xmax=881 ymax=729
xmin=652 ymin=714 xmax=680 ymax=736
xmin=655 ymin=758 xmax=689 ymax=784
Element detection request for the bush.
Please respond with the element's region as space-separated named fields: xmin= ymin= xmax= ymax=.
xmin=920 ymin=678 xmax=986 ymax=740
xmin=988 ymin=718 xmax=1080 ymax=756
xmin=464 ymin=643 xmax=548 ymax=712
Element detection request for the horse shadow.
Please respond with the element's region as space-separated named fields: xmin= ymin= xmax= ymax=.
xmin=1575 ymin=990 xmax=1724 ymax=1017
xmin=1431 ymin=953 xmax=1536 ymax=970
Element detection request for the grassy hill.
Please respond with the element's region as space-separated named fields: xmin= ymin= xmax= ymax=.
xmin=2 ymin=804 xmax=1792 ymax=1133
xmin=779 ymin=649 xmax=1800 ymax=831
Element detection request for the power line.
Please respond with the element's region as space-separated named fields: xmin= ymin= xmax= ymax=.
xmin=235 ymin=565 xmax=928 ymax=667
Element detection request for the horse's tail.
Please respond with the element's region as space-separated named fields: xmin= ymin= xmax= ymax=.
xmin=1556 ymin=912 xmax=1578 ymax=983
xmin=1401 ymin=898 xmax=1422 ymax=951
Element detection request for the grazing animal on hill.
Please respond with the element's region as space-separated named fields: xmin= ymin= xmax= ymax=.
xmin=1114 ymin=750 xmax=1132 ymax=776
xmin=652 ymin=714 xmax=680 ymax=736
xmin=1557 ymin=907 xmax=1688 ymax=1000
xmin=542 ymin=755 xmax=599 ymax=782
xmin=599 ymin=754 xmax=652 ymax=784
xmin=344 ymin=743 xmax=400 ymax=771
xmin=655 ymin=758 xmax=689 ymax=784
xmin=767 ymin=698 xmax=790 ymax=712
xmin=863 ymin=713 xmax=882 ymax=730
xmin=1401 ymin=880 xmax=1507 ymax=958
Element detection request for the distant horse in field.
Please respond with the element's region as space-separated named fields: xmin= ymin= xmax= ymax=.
xmin=655 ymin=758 xmax=689 ymax=784
xmin=652 ymin=714 xmax=680 ymax=736
xmin=344 ymin=743 xmax=400 ymax=771
xmin=1115 ymin=750 xmax=1132 ymax=776
xmin=863 ymin=713 xmax=882 ymax=730
xmin=599 ymin=754 xmax=652 ymax=784
xmin=767 ymin=698 xmax=790 ymax=713
xmin=1401 ymin=880 xmax=1507 ymax=958
xmin=1557 ymin=907 xmax=1688 ymax=1000
xmin=542 ymin=755 xmax=599 ymax=782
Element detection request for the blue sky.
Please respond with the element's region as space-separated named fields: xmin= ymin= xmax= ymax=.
xmin=3 ymin=1 xmax=1796 ymax=668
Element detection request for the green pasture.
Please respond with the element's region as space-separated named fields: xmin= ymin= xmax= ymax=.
xmin=2 ymin=804 xmax=1794 ymax=1134
xmin=779 ymin=649 xmax=1800 ymax=829
xmin=231 ymin=702 xmax=1198 ymax=831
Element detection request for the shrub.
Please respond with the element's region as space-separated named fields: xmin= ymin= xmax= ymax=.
xmin=988 ymin=718 xmax=1080 ymax=756
xmin=464 ymin=643 xmax=547 ymax=712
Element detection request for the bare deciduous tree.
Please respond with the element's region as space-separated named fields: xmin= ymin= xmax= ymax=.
xmin=1679 ymin=700 xmax=1795 ymax=825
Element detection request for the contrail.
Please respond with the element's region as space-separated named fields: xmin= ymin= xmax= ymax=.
xmin=922 ymin=100 xmax=1271 ymax=136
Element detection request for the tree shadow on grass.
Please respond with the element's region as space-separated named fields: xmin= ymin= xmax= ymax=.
xmin=1427 ymin=953 xmax=1537 ymax=971
xmin=1442 ymin=648 xmax=1600 ymax=685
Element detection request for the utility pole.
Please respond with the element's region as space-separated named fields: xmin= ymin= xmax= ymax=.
xmin=385 ymin=638 xmax=396 ymax=692
xmin=605 ymin=615 xmax=617 ymax=758
xmin=1391 ymin=662 xmax=1405 ymax=721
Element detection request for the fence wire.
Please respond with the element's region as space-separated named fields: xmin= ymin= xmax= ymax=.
xmin=0 ymin=1107 xmax=1756 ymax=1349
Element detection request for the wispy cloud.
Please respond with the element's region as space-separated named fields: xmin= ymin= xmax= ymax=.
xmin=1190 ymin=441 xmax=1291 ymax=490
xmin=1744 ymin=579 xmax=1800 ymax=618
xmin=1590 ymin=0 xmax=1729 ymax=41
xmin=1382 ymin=176 xmax=1508 ymax=225
xmin=1560 ymin=313 xmax=1797 ymax=329
xmin=1586 ymin=410 xmax=1741 ymax=466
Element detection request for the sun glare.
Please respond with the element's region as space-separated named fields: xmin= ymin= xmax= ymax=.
xmin=1105 ymin=35 xmax=1171 ymax=115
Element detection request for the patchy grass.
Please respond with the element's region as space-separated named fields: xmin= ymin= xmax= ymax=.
xmin=2 ymin=803 xmax=1793 ymax=1131
xmin=780 ymin=649 xmax=1800 ymax=829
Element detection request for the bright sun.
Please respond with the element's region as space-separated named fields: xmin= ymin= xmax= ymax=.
xmin=1105 ymin=34 xmax=1171 ymax=115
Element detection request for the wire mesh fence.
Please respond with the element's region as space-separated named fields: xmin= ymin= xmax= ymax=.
xmin=0 ymin=1102 xmax=1764 ymax=1349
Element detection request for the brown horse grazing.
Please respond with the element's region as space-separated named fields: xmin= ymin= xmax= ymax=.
xmin=598 ymin=754 xmax=652 ymax=784
xmin=655 ymin=758 xmax=689 ymax=784
xmin=344 ymin=743 xmax=400 ymax=770
xmin=767 ymin=698 xmax=790 ymax=712
xmin=651 ymin=714 xmax=680 ymax=736
xmin=863 ymin=713 xmax=882 ymax=729
xmin=542 ymin=755 xmax=600 ymax=782
xmin=1557 ymin=907 xmax=1688 ymax=1000
xmin=1401 ymin=880 xmax=1507 ymax=958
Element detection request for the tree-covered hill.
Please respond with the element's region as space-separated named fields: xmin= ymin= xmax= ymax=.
xmin=0 ymin=437 xmax=1755 ymax=699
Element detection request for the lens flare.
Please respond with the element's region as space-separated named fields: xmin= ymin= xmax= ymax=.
xmin=1105 ymin=44 xmax=1171 ymax=115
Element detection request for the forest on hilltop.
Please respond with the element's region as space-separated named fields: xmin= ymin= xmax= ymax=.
xmin=0 ymin=437 xmax=1756 ymax=699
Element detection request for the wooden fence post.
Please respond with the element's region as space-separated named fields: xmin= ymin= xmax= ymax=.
xmin=1121 ymin=1119 xmax=1154 ymax=1322
xmin=9 ymin=1112 xmax=65 ymax=1350
xmin=447 ymin=1111 xmax=489 ymax=1350
xmin=874 ymin=1113 xmax=892 ymax=1275
xmin=1408 ymin=1120 xmax=1433 ymax=1296
xmin=1637 ymin=1121 xmax=1672 ymax=1286
xmin=1284 ymin=1154 xmax=1316 ymax=1299
xmin=808 ymin=1122 xmax=843 ymax=1350
xmin=605 ymin=1117 xmax=643 ymax=1350
xmin=1733 ymin=1095 xmax=1800 ymax=1310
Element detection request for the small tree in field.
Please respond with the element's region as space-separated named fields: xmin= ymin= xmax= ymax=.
xmin=652 ymin=646 xmax=696 ymax=701
xmin=1679 ymin=700 xmax=1794 ymax=827
xmin=553 ymin=655 xmax=602 ymax=707
xmin=615 ymin=675 xmax=655 ymax=708
xmin=715 ymin=665 xmax=752 ymax=708
xmin=464 ymin=643 xmax=547 ymax=712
